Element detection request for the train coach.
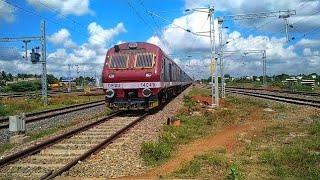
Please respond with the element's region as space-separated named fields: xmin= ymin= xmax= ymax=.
xmin=102 ymin=42 xmax=193 ymax=110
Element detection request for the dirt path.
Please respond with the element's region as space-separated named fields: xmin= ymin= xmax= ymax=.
xmin=123 ymin=118 xmax=271 ymax=179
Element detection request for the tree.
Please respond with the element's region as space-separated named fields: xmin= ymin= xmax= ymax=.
xmin=7 ymin=73 xmax=13 ymax=81
xmin=1 ymin=71 xmax=7 ymax=81
xmin=47 ymin=74 xmax=59 ymax=84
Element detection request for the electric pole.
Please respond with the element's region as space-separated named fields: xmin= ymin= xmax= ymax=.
xmin=218 ymin=10 xmax=296 ymax=98
xmin=209 ymin=6 xmax=219 ymax=108
xmin=0 ymin=20 xmax=48 ymax=105
xmin=68 ymin=64 xmax=71 ymax=92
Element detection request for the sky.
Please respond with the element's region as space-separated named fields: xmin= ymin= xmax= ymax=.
xmin=0 ymin=0 xmax=319 ymax=80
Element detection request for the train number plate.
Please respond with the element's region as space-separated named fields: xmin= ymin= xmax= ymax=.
xmin=105 ymin=83 xmax=121 ymax=89
xmin=140 ymin=82 xmax=156 ymax=88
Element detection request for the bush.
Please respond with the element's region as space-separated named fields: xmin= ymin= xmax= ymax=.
xmin=4 ymin=81 xmax=41 ymax=92
xmin=0 ymin=103 xmax=9 ymax=116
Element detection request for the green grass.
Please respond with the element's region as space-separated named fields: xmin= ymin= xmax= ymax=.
xmin=188 ymin=87 xmax=211 ymax=97
xmin=27 ymin=123 xmax=72 ymax=141
xmin=0 ymin=102 xmax=9 ymax=116
xmin=259 ymin=121 xmax=320 ymax=179
xmin=0 ymin=94 xmax=104 ymax=116
xmin=141 ymin=115 xmax=215 ymax=166
xmin=0 ymin=143 xmax=14 ymax=155
xmin=225 ymin=95 xmax=268 ymax=108
xmin=165 ymin=150 xmax=236 ymax=179
xmin=141 ymin=88 xmax=265 ymax=167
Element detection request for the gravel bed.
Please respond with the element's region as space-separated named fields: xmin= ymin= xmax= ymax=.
xmin=60 ymin=87 xmax=192 ymax=179
xmin=0 ymin=105 xmax=108 ymax=157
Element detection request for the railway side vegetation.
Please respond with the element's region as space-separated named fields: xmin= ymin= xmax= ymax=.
xmin=141 ymin=87 xmax=320 ymax=179
xmin=0 ymin=94 xmax=104 ymax=116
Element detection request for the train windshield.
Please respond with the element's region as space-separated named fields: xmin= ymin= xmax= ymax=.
xmin=109 ymin=54 xmax=129 ymax=69
xmin=135 ymin=53 xmax=155 ymax=68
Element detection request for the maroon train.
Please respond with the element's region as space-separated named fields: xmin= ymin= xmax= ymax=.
xmin=102 ymin=42 xmax=192 ymax=110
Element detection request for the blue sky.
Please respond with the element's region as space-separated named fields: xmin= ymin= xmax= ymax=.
xmin=0 ymin=0 xmax=319 ymax=80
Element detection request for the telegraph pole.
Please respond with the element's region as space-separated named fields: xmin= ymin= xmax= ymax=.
xmin=0 ymin=20 xmax=48 ymax=105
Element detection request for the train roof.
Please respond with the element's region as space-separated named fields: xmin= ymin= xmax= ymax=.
xmin=110 ymin=42 xmax=161 ymax=50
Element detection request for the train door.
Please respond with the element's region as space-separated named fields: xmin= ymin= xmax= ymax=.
xmin=169 ymin=63 xmax=173 ymax=82
xmin=163 ymin=58 xmax=166 ymax=81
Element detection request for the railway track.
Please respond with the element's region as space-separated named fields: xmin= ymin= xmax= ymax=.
xmin=227 ymin=87 xmax=320 ymax=97
xmin=0 ymin=111 xmax=148 ymax=180
xmin=200 ymin=85 xmax=320 ymax=108
xmin=0 ymin=100 xmax=105 ymax=130
xmin=226 ymin=88 xmax=320 ymax=108
xmin=0 ymin=89 xmax=85 ymax=99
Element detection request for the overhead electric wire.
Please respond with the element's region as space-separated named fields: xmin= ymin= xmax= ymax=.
xmin=1 ymin=0 xmax=107 ymax=45
xmin=137 ymin=0 xmax=171 ymax=52
xmin=33 ymin=0 xmax=118 ymax=44
xmin=237 ymin=6 xmax=320 ymax=51
xmin=223 ymin=1 xmax=319 ymax=52
xmin=127 ymin=1 xmax=159 ymax=37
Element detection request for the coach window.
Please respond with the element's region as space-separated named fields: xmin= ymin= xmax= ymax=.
xmin=135 ymin=53 xmax=155 ymax=68
xmin=109 ymin=54 xmax=129 ymax=69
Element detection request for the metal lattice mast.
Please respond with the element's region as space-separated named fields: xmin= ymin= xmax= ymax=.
xmin=218 ymin=21 xmax=225 ymax=98
xmin=218 ymin=10 xmax=296 ymax=96
xmin=209 ymin=6 xmax=219 ymax=108
xmin=0 ymin=20 xmax=48 ymax=105
xmin=40 ymin=21 xmax=48 ymax=105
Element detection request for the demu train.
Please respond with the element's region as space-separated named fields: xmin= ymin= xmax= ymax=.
xmin=102 ymin=42 xmax=192 ymax=110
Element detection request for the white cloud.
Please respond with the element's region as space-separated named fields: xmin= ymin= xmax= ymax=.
xmin=185 ymin=0 xmax=320 ymax=33
xmin=147 ymin=3 xmax=318 ymax=79
xmin=26 ymin=0 xmax=94 ymax=16
xmin=0 ymin=1 xmax=16 ymax=22
xmin=44 ymin=22 xmax=126 ymax=77
xmin=87 ymin=22 xmax=127 ymax=48
xmin=47 ymin=29 xmax=77 ymax=48
xmin=295 ymin=38 xmax=320 ymax=48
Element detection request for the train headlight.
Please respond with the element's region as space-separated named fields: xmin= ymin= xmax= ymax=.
xmin=145 ymin=72 xmax=152 ymax=78
xmin=142 ymin=88 xmax=152 ymax=97
xmin=106 ymin=89 xmax=115 ymax=98
xmin=108 ymin=73 xmax=115 ymax=78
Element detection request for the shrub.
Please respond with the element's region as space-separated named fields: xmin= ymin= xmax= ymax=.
xmin=5 ymin=81 xmax=41 ymax=92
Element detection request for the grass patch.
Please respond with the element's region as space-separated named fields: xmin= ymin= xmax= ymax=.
xmin=225 ymin=95 xmax=268 ymax=108
xmin=165 ymin=150 xmax=233 ymax=179
xmin=188 ymin=87 xmax=211 ymax=97
xmin=0 ymin=102 xmax=9 ymax=116
xmin=0 ymin=94 xmax=104 ymax=116
xmin=141 ymin=88 xmax=264 ymax=167
xmin=240 ymin=115 xmax=320 ymax=179
xmin=141 ymin=115 xmax=215 ymax=166
xmin=27 ymin=123 xmax=72 ymax=141
xmin=0 ymin=143 xmax=14 ymax=155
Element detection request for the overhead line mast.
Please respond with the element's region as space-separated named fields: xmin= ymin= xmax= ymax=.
xmin=0 ymin=21 xmax=48 ymax=106
xmin=218 ymin=10 xmax=296 ymax=98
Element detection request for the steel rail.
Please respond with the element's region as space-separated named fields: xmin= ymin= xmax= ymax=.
xmin=0 ymin=89 xmax=85 ymax=99
xmin=225 ymin=88 xmax=320 ymax=103
xmin=226 ymin=89 xmax=320 ymax=108
xmin=227 ymin=87 xmax=320 ymax=97
xmin=42 ymin=112 xmax=148 ymax=180
xmin=0 ymin=111 xmax=121 ymax=168
xmin=0 ymin=100 xmax=105 ymax=128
